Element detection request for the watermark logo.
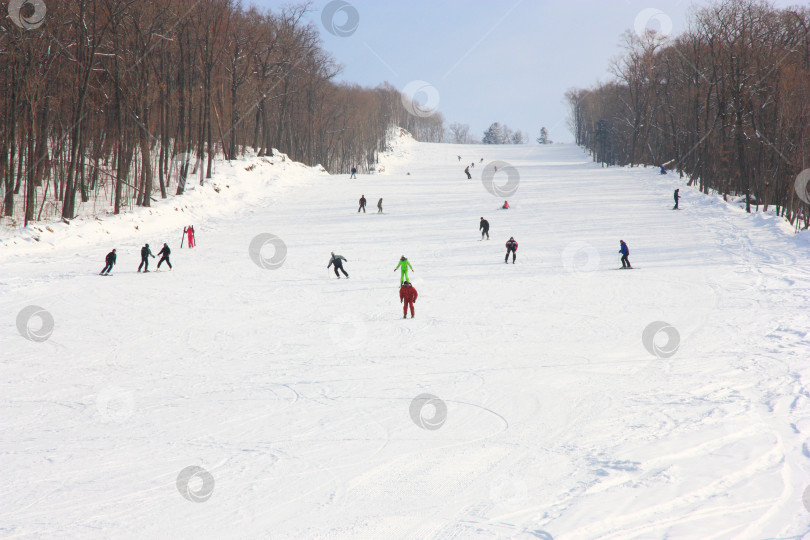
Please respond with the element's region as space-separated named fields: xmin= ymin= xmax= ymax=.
xmin=321 ymin=1 xmax=359 ymax=37
xmin=634 ymin=8 xmax=673 ymax=38
xmin=16 ymin=305 xmax=54 ymax=342
xmin=401 ymin=80 xmax=440 ymax=118
xmin=489 ymin=474 xmax=528 ymax=507
xmin=481 ymin=161 xmax=520 ymax=198
xmin=8 ymin=0 xmax=46 ymax=30
xmin=561 ymin=241 xmax=600 ymax=275
xmin=642 ymin=321 xmax=680 ymax=358
xmin=409 ymin=393 xmax=447 ymax=430
xmin=328 ymin=314 xmax=368 ymax=351
xmin=176 ymin=466 xmax=215 ymax=503
xmin=249 ymin=233 xmax=287 ymax=270
xmin=794 ymin=169 xmax=810 ymax=204
xmin=96 ymin=386 xmax=134 ymax=423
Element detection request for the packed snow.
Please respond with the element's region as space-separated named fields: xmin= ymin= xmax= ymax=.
xmin=3 ymin=131 xmax=810 ymax=539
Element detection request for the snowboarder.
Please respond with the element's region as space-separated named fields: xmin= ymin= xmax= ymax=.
xmin=350 ymin=166 xmax=357 ymax=179
xmin=395 ymin=256 xmax=413 ymax=285
xmin=328 ymin=252 xmax=349 ymax=279
xmin=673 ymin=189 xmax=680 ymax=210
xmin=358 ymin=195 xmax=366 ymax=213
xmin=138 ymin=244 xmax=155 ymax=272
xmin=505 ymin=237 xmax=518 ymax=264
xmin=157 ymin=243 xmax=172 ymax=270
xmin=502 ymin=201 xmax=510 ymax=209
xmin=660 ymin=165 xmax=667 ymax=175
xmin=480 ymin=217 xmax=490 ymax=240
xmin=99 ymin=249 xmax=116 ymax=275
xmin=400 ymin=280 xmax=418 ymax=319
xmin=377 ymin=198 xmax=383 ymax=213
xmin=619 ymin=240 xmax=632 ymax=268
xmin=183 ymin=225 xmax=195 ymax=248
xmin=464 ymin=166 xmax=471 ymax=179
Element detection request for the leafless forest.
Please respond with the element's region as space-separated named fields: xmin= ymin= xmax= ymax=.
xmin=566 ymin=0 xmax=810 ymax=229
xmin=0 ymin=0 xmax=445 ymax=226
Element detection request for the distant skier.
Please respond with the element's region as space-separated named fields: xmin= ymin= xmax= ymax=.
xmin=480 ymin=158 xmax=483 ymax=163
xmin=480 ymin=217 xmax=490 ymax=240
xmin=471 ymin=162 xmax=475 ymax=168
xmin=377 ymin=198 xmax=383 ymax=213
xmin=505 ymin=237 xmax=518 ymax=264
xmin=457 ymin=155 xmax=461 ymax=162
xmin=673 ymin=189 xmax=680 ymax=210
xmin=619 ymin=240 xmax=632 ymax=268
xmin=183 ymin=225 xmax=195 ymax=248
xmin=328 ymin=252 xmax=349 ymax=279
xmin=350 ymin=166 xmax=357 ymax=179
xmin=358 ymin=195 xmax=366 ymax=213
xmin=659 ymin=165 xmax=667 ymax=175
xmin=99 ymin=248 xmax=116 ymax=275
xmin=399 ymin=280 xmax=418 ymax=319
xmin=464 ymin=166 xmax=471 ymax=179
xmin=157 ymin=243 xmax=172 ymax=270
xmin=395 ymin=256 xmax=413 ymax=284
xmin=502 ymin=200 xmax=510 ymax=209
xmin=138 ymin=244 xmax=155 ymax=272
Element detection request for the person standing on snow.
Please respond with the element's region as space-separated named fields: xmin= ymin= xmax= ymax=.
xmin=505 ymin=237 xmax=518 ymax=264
xmin=471 ymin=162 xmax=475 ymax=168
xmin=619 ymin=240 xmax=632 ymax=268
xmin=673 ymin=189 xmax=680 ymax=210
xmin=395 ymin=256 xmax=413 ymax=284
xmin=328 ymin=252 xmax=349 ymax=279
xmin=377 ymin=198 xmax=383 ymax=213
xmin=464 ymin=166 xmax=471 ymax=179
xmin=480 ymin=217 xmax=490 ymax=240
xmin=350 ymin=166 xmax=357 ymax=179
xmin=399 ymin=280 xmax=418 ymax=319
xmin=157 ymin=243 xmax=172 ymax=270
xmin=100 ymin=249 xmax=116 ymax=275
xmin=458 ymin=155 xmax=461 ymax=162
xmin=660 ymin=165 xmax=667 ymax=175
xmin=358 ymin=195 xmax=366 ymax=213
xmin=138 ymin=244 xmax=155 ymax=272
xmin=183 ymin=225 xmax=195 ymax=248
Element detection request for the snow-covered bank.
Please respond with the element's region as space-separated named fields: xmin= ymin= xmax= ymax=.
xmin=2 ymin=137 xmax=810 ymax=539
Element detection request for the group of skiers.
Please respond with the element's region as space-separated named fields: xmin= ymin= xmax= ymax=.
xmin=358 ymin=195 xmax=383 ymax=213
xmin=99 ymin=225 xmax=195 ymax=275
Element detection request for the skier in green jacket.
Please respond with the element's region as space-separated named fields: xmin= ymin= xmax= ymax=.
xmin=394 ymin=256 xmax=413 ymax=285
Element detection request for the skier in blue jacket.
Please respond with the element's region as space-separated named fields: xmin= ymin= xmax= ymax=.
xmin=619 ymin=240 xmax=631 ymax=269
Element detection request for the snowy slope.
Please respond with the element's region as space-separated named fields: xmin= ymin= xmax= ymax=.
xmin=2 ymin=136 xmax=810 ymax=539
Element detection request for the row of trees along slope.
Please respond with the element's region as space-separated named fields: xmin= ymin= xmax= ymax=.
xmin=566 ymin=0 xmax=810 ymax=230
xmin=0 ymin=1 xmax=444 ymax=226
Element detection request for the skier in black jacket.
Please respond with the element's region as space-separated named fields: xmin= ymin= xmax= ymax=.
xmin=328 ymin=252 xmax=349 ymax=278
xmin=138 ymin=244 xmax=155 ymax=272
xmin=673 ymin=189 xmax=680 ymax=210
xmin=100 ymin=249 xmax=116 ymax=275
xmin=505 ymin=237 xmax=518 ymax=263
xmin=479 ymin=217 xmax=490 ymax=240
xmin=157 ymin=243 xmax=172 ymax=270
xmin=358 ymin=195 xmax=366 ymax=213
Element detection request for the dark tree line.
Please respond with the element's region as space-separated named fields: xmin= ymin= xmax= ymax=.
xmin=566 ymin=0 xmax=810 ymax=229
xmin=0 ymin=1 xmax=444 ymax=226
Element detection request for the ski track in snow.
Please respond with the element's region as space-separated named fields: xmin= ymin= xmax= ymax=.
xmin=2 ymin=135 xmax=810 ymax=539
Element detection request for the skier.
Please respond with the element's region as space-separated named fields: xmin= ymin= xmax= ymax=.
xmin=464 ymin=166 xmax=471 ymax=179
xmin=471 ymin=162 xmax=475 ymax=168
xmin=183 ymin=225 xmax=195 ymax=248
xmin=358 ymin=195 xmax=366 ymax=213
xmin=502 ymin=201 xmax=510 ymax=209
xmin=673 ymin=189 xmax=680 ymax=210
xmin=619 ymin=240 xmax=632 ymax=269
xmin=328 ymin=252 xmax=349 ymax=279
xmin=505 ymin=237 xmax=518 ymax=264
xmin=480 ymin=158 xmax=484 ymax=163
xmin=377 ymin=198 xmax=383 ymax=213
xmin=350 ymin=166 xmax=357 ymax=179
xmin=479 ymin=217 xmax=490 ymax=240
xmin=157 ymin=243 xmax=172 ymax=270
xmin=399 ymin=280 xmax=418 ymax=319
xmin=659 ymin=165 xmax=667 ymax=175
xmin=99 ymin=248 xmax=116 ymax=275
xmin=457 ymin=155 xmax=461 ymax=162
xmin=395 ymin=256 xmax=414 ymax=284
xmin=138 ymin=244 xmax=155 ymax=272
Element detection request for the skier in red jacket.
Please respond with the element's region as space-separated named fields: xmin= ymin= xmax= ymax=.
xmin=399 ymin=281 xmax=418 ymax=319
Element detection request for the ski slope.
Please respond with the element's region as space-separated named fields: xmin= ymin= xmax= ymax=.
xmin=3 ymin=133 xmax=810 ymax=539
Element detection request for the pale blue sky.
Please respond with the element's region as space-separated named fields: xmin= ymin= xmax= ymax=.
xmin=248 ymin=0 xmax=796 ymax=143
